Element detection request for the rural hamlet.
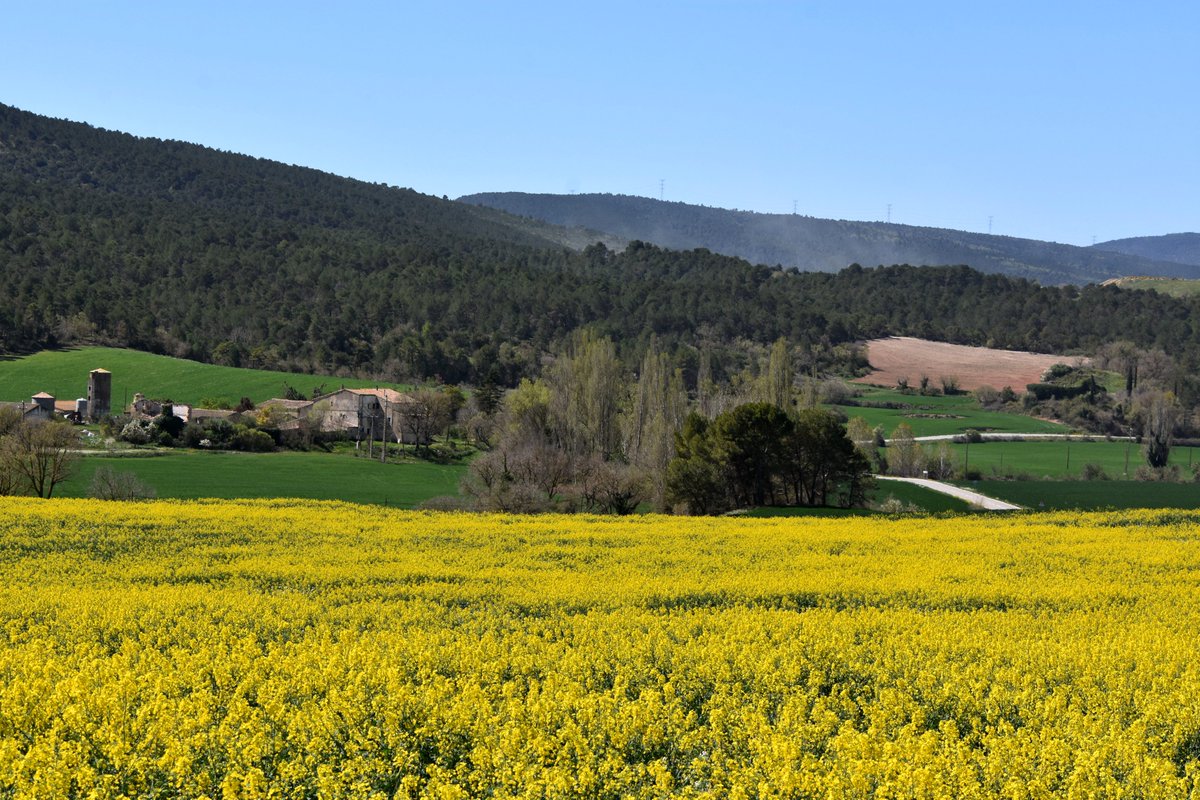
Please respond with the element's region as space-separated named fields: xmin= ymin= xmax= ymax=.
xmin=3 ymin=369 xmax=431 ymax=446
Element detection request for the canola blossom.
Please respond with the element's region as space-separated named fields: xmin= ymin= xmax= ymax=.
xmin=1 ymin=498 xmax=1200 ymax=798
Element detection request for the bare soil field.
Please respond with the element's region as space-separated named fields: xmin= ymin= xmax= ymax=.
xmin=856 ymin=337 xmax=1082 ymax=391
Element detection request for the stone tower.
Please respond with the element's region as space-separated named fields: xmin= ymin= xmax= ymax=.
xmin=87 ymin=369 xmax=111 ymax=422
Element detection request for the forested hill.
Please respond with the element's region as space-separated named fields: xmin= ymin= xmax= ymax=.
xmin=4 ymin=102 xmax=1200 ymax=387
xmin=459 ymin=192 xmax=1197 ymax=286
xmin=1093 ymin=233 xmax=1200 ymax=267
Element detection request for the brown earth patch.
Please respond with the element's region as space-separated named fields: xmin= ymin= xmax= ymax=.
xmin=856 ymin=337 xmax=1085 ymax=392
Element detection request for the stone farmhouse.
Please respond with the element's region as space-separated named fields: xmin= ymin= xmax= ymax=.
xmin=257 ymin=387 xmax=429 ymax=444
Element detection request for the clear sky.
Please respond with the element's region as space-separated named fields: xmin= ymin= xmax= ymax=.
xmin=2 ymin=1 xmax=1196 ymax=245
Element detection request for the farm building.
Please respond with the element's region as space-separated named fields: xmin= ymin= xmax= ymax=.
xmin=128 ymin=393 xmax=241 ymax=424
xmin=0 ymin=393 xmax=57 ymax=422
xmin=257 ymin=388 xmax=429 ymax=444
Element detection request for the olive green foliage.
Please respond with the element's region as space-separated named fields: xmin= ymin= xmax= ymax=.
xmin=667 ymin=404 xmax=870 ymax=514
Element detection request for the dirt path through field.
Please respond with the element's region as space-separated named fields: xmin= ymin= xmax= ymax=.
xmin=876 ymin=476 xmax=1023 ymax=511
xmin=857 ymin=337 xmax=1082 ymax=392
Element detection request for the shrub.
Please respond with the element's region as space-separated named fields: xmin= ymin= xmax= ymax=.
xmin=233 ymin=428 xmax=275 ymax=452
xmin=88 ymin=467 xmax=156 ymax=501
xmin=416 ymin=495 xmax=472 ymax=512
xmin=1135 ymin=464 xmax=1181 ymax=482
xmin=1081 ymin=463 xmax=1109 ymax=481
xmin=974 ymin=385 xmax=1001 ymax=408
xmin=119 ymin=420 xmax=151 ymax=445
xmin=1043 ymin=363 xmax=1074 ymax=381
xmin=818 ymin=379 xmax=854 ymax=405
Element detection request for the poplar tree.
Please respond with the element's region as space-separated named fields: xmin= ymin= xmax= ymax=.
xmin=547 ymin=331 xmax=624 ymax=459
xmin=624 ymin=341 xmax=687 ymax=510
xmin=758 ymin=337 xmax=794 ymax=410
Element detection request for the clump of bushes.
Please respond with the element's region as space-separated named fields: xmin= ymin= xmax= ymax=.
xmin=88 ymin=467 xmax=156 ymax=500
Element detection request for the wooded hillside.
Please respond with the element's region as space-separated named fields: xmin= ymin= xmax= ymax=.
xmin=3 ymin=103 xmax=1200 ymax=391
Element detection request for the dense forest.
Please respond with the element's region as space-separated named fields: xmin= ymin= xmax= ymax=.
xmin=459 ymin=192 xmax=1199 ymax=285
xmin=3 ymin=103 xmax=1200 ymax=395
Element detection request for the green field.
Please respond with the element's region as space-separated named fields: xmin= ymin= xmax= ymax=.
xmin=964 ymin=479 xmax=1200 ymax=510
xmin=742 ymin=479 xmax=971 ymax=516
xmin=834 ymin=387 xmax=1068 ymax=437
xmin=937 ymin=438 xmax=1198 ymax=479
xmin=0 ymin=347 xmax=413 ymax=407
xmin=59 ymin=450 xmax=465 ymax=507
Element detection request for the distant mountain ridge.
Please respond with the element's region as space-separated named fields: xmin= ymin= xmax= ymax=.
xmin=1093 ymin=233 xmax=1200 ymax=267
xmin=459 ymin=192 xmax=1197 ymax=285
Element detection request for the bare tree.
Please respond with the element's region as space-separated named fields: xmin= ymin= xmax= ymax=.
xmin=575 ymin=457 xmax=645 ymax=515
xmin=88 ymin=467 xmax=156 ymax=500
xmin=886 ymin=423 xmax=926 ymax=478
xmin=399 ymin=389 xmax=453 ymax=453
xmin=1 ymin=421 xmax=80 ymax=498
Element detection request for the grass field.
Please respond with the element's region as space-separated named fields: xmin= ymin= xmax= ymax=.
xmin=0 ymin=347 xmax=413 ymax=406
xmin=742 ymin=479 xmax=971 ymax=516
xmin=60 ymin=450 xmax=465 ymax=507
xmin=937 ymin=438 xmax=1198 ymax=479
xmin=834 ymin=387 xmax=1068 ymax=437
xmin=964 ymin=479 xmax=1200 ymax=510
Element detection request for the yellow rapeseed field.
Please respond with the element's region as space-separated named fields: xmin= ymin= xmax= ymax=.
xmin=1 ymin=498 xmax=1200 ymax=798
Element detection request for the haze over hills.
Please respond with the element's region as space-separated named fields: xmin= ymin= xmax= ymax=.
xmin=459 ymin=192 xmax=1197 ymax=286
xmin=1093 ymin=233 xmax=1200 ymax=268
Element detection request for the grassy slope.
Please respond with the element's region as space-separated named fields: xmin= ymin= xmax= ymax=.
xmin=60 ymin=450 xmax=464 ymax=507
xmin=0 ymin=347 xmax=411 ymax=406
xmin=966 ymin=480 xmax=1200 ymax=510
xmin=1109 ymin=277 xmax=1200 ymax=298
xmin=834 ymin=388 xmax=1068 ymax=437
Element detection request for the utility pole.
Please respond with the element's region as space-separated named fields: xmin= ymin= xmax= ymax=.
xmin=659 ymin=179 xmax=664 ymax=201
xmin=988 ymin=216 xmax=993 ymax=235
xmin=887 ymin=203 xmax=892 ymax=224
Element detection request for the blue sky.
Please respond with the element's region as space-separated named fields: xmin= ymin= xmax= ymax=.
xmin=2 ymin=1 xmax=1196 ymax=245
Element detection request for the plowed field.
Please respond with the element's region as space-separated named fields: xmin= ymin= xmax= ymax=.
xmin=857 ymin=336 xmax=1081 ymax=391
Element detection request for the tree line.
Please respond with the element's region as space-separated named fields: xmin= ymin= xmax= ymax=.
xmin=457 ymin=335 xmax=871 ymax=515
